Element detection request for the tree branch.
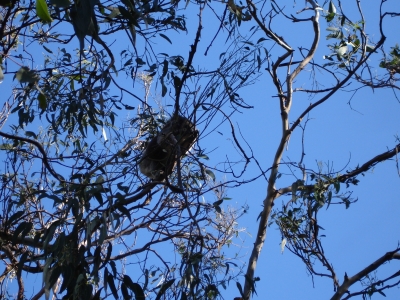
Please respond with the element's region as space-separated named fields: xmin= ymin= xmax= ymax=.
xmin=331 ymin=247 xmax=400 ymax=300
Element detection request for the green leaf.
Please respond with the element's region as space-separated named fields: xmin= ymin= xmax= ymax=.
xmin=106 ymin=7 xmax=121 ymax=20
xmin=121 ymin=0 xmax=135 ymax=11
xmin=98 ymin=226 xmax=107 ymax=245
xmin=155 ymin=279 xmax=175 ymax=300
xmin=326 ymin=27 xmax=340 ymax=32
xmin=257 ymin=37 xmax=268 ymax=44
xmin=95 ymin=175 xmax=104 ymax=183
xmin=107 ymin=273 xmax=119 ymax=299
xmin=161 ymin=80 xmax=167 ymax=97
xmin=94 ymin=192 xmax=104 ymax=205
xmin=366 ymin=44 xmax=377 ymax=52
xmin=328 ymin=1 xmax=336 ymax=14
xmin=15 ymin=67 xmax=39 ymax=84
xmin=326 ymin=190 xmax=332 ymax=209
xmin=25 ymin=131 xmax=38 ymax=139
xmin=173 ymin=76 xmax=181 ymax=88
xmin=103 ymin=268 xmax=109 ymax=291
xmin=117 ymin=182 xmax=129 ymax=193
xmin=214 ymin=205 xmax=222 ymax=214
xmin=38 ymin=93 xmax=47 ymax=110
xmin=121 ymin=283 xmax=130 ymax=299
xmin=162 ymin=60 xmax=168 ymax=77
xmin=102 ymin=242 xmax=112 ymax=265
xmin=43 ymin=221 xmax=59 ymax=251
xmin=378 ymin=290 xmax=386 ymax=297
xmin=325 ymin=12 xmax=335 ymax=22
xmin=124 ymin=275 xmax=145 ymax=300
xmin=213 ymin=200 xmax=223 ymax=206
xmin=236 ymin=281 xmax=244 ymax=297
xmin=205 ymin=169 xmax=215 ymax=181
xmin=334 ymin=181 xmax=340 ymax=193
xmin=6 ymin=211 xmax=24 ymax=226
xmin=109 ymin=261 xmax=117 ymax=277
xmin=91 ymin=245 xmax=101 ymax=278
xmin=42 ymin=45 xmax=53 ymax=53
xmin=48 ymin=265 xmax=62 ymax=290
xmin=0 ymin=67 xmax=4 ymax=83
xmin=36 ymin=0 xmax=53 ymax=23
xmin=117 ymin=205 xmax=132 ymax=222
xmin=70 ymin=0 xmax=98 ymax=52
xmin=159 ymin=33 xmax=172 ymax=44
xmin=13 ymin=221 xmax=33 ymax=244
xmin=16 ymin=252 xmax=29 ymax=280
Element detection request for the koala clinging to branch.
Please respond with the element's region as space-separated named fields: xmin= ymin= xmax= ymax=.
xmin=139 ymin=115 xmax=199 ymax=181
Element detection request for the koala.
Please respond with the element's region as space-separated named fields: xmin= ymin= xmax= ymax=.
xmin=139 ymin=115 xmax=198 ymax=181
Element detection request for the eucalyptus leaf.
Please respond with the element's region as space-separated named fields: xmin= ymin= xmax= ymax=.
xmin=328 ymin=0 xmax=336 ymax=14
xmin=38 ymin=93 xmax=47 ymax=110
xmin=16 ymin=67 xmax=39 ymax=84
xmin=36 ymin=0 xmax=53 ymax=23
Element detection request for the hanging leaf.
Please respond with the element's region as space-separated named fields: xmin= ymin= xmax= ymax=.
xmin=6 ymin=211 xmax=24 ymax=226
xmin=36 ymin=0 xmax=53 ymax=23
xmin=159 ymin=33 xmax=172 ymax=44
xmin=328 ymin=1 xmax=336 ymax=14
xmin=13 ymin=222 xmax=33 ymax=244
xmin=205 ymin=169 xmax=215 ymax=181
xmin=124 ymin=275 xmax=145 ymax=300
xmin=155 ymin=279 xmax=175 ymax=300
xmin=38 ymin=93 xmax=47 ymax=110
xmin=107 ymin=273 xmax=119 ymax=299
xmin=70 ymin=0 xmax=99 ymax=52
xmin=236 ymin=281 xmax=244 ymax=297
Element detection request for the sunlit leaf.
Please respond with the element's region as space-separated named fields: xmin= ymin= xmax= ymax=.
xmin=366 ymin=44 xmax=377 ymax=52
xmin=328 ymin=1 xmax=336 ymax=14
xmin=36 ymin=0 xmax=53 ymax=23
xmin=326 ymin=27 xmax=339 ymax=32
xmin=336 ymin=45 xmax=348 ymax=57
xmin=325 ymin=12 xmax=335 ymax=22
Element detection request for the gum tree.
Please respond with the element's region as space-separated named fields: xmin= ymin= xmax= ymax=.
xmin=0 ymin=0 xmax=399 ymax=299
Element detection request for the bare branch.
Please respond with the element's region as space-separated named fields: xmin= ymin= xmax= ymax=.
xmin=331 ymin=247 xmax=400 ymax=300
